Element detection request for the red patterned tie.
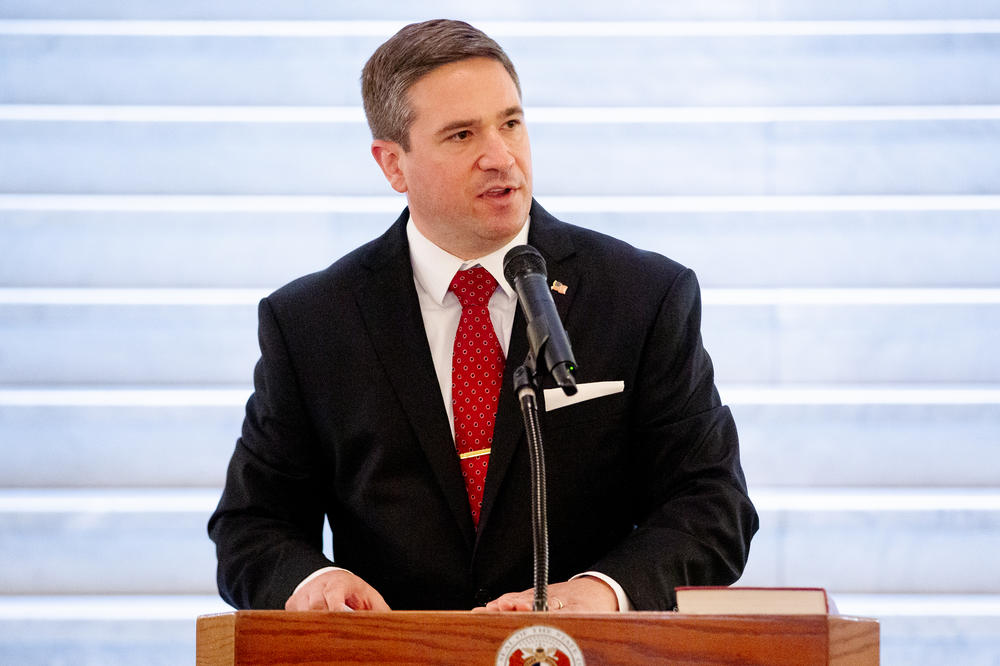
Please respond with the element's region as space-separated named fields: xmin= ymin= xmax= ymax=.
xmin=449 ymin=267 xmax=505 ymax=527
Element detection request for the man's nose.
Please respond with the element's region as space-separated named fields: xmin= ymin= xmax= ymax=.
xmin=477 ymin=130 xmax=516 ymax=171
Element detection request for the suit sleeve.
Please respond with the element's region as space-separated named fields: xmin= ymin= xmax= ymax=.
xmin=590 ymin=267 xmax=759 ymax=610
xmin=207 ymin=297 xmax=335 ymax=609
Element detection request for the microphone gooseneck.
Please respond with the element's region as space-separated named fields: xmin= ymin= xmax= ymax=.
xmin=504 ymin=243 xmax=582 ymax=613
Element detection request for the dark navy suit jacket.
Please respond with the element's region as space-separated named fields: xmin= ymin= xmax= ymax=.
xmin=208 ymin=199 xmax=758 ymax=610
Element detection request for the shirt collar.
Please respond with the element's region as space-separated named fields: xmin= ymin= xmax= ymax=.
xmin=407 ymin=214 xmax=530 ymax=306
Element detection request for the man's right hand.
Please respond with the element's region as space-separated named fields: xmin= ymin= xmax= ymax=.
xmin=284 ymin=569 xmax=390 ymax=611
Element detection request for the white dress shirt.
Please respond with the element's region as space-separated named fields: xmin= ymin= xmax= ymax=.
xmin=295 ymin=215 xmax=632 ymax=611
xmin=406 ymin=216 xmax=528 ymax=435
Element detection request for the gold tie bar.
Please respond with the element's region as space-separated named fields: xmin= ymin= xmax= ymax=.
xmin=458 ymin=448 xmax=491 ymax=460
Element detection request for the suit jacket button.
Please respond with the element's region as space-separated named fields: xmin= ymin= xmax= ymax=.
xmin=474 ymin=589 xmax=492 ymax=606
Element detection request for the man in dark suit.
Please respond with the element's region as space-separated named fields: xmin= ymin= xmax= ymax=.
xmin=209 ymin=19 xmax=757 ymax=613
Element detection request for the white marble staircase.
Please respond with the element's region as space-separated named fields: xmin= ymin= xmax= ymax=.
xmin=1 ymin=2 xmax=999 ymax=663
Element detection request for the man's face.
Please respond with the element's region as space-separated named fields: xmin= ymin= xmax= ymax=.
xmin=372 ymin=57 xmax=533 ymax=259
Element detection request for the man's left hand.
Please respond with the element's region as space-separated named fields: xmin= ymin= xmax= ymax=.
xmin=472 ymin=576 xmax=618 ymax=612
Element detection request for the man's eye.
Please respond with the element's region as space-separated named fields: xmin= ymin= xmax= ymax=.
xmin=505 ymin=120 xmax=521 ymax=129
xmin=451 ymin=130 xmax=470 ymax=141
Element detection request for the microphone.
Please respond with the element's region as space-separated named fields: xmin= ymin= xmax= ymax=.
xmin=503 ymin=244 xmax=577 ymax=395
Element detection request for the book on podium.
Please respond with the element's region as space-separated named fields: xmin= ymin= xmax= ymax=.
xmin=676 ymin=586 xmax=838 ymax=615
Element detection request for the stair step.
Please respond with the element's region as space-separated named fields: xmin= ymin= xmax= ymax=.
xmin=2 ymin=295 xmax=998 ymax=384
xmin=1 ymin=386 xmax=998 ymax=487
xmin=0 ymin=595 xmax=228 ymax=666
xmin=703 ymin=296 xmax=1000 ymax=384
xmin=5 ymin=2 xmax=1000 ymax=20
xmin=738 ymin=488 xmax=1000 ymax=593
xmin=734 ymin=396 xmax=1000 ymax=487
xmin=836 ymin=594 xmax=1000 ymax=666
xmin=0 ymin=488 xmax=997 ymax=594
xmin=0 ymin=489 xmax=220 ymax=595
xmin=0 ymin=594 xmax=231 ymax=620
xmin=4 ymin=117 xmax=1000 ymax=194
xmin=2 ymin=204 xmax=1000 ymax=288
xmin=2 ymin=29 xmax=999 ymax=106
xmin=0 ymin=301 xmax=259 ymax=384
xmin=0 ymin=398 xmax=243 ymax=487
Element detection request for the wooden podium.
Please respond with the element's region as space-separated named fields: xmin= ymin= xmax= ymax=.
xmin=197 ymin=610 xmax=879 ymax=665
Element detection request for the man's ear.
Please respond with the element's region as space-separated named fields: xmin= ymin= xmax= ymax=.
xmin=371 ymin=140 xmax=408 ymax=193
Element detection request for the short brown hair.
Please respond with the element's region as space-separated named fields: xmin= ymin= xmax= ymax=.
xmin=361 ymin=19 xmax=521 ymax=151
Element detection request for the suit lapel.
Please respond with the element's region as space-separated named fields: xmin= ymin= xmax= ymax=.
xmin=476 ymin=200 xmax=581 ymax=538
xmin=527 ymin=200 xmax=581 ymax=331
xmin=355 ymin=212 xmax=477 ymax=547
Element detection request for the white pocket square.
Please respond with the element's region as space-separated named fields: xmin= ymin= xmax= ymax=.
xmin=543 ymin=380 xmax=625 ymax=412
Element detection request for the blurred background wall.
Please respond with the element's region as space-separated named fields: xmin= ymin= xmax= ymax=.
xmin=1 ymin=2 xmax=999 ymax=663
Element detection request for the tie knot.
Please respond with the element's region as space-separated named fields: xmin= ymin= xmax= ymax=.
xmin=449 ymin=267 xmax=499 ymax=308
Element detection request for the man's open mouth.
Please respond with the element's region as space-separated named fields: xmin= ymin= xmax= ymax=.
xmin=482 ymin=187 xmax=514 ymax=197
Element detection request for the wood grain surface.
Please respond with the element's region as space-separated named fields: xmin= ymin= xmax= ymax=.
xmin=196 ymin=611 xmax=879 ymax=665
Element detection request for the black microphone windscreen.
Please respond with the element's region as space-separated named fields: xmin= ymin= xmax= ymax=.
xmin=503 ymin=244 xmax=547 ymax=287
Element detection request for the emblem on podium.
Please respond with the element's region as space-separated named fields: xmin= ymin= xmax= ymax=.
xmin=496 ymin=625 xmax=584 ymax=665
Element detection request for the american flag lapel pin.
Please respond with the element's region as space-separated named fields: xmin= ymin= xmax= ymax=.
xmin=551 ymin=280 xmax=568 ymax=295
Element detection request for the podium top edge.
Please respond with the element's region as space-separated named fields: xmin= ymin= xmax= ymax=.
xmin=197 ymin=610 xmax=877 ymax=623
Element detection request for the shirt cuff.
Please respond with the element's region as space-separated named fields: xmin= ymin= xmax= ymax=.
xmin=572 ymin=571 xmax=634 ymax=611
xmin=292 ymin=566 xmax=346 ymax=596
